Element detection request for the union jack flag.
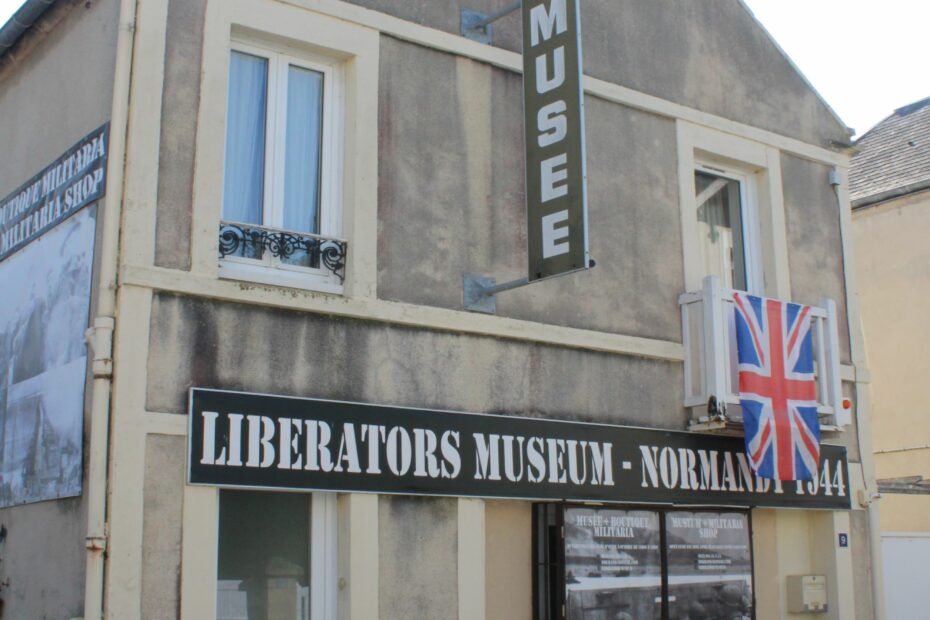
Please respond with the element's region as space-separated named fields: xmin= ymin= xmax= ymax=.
xmin=732 ymin=292 xmax=820 ymax=481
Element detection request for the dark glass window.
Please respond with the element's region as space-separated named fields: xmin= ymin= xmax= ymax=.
xmin=535 ymin=505 xmax=754 ymax=620
xmin=217 ymin=490 xmax=311 ymax=620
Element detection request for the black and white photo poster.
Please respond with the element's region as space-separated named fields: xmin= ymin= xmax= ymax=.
xmin=666 ymin=511 xmax=753 ymax=620
xmin=565 ymin=507 xmax=662 ymax=620
xmin=0 ymin=207 xmax=95 ymax=507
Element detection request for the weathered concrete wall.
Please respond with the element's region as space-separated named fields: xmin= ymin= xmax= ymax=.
xmin=0 ymin=497 xmax=86 ymax=619
xmin=780 ymin=153 xmax=851 ymax=364
xmin=154 ymin=0 xmax=208 ymax=270
xmin=0 ymin=0 xmax=118 ymax=196
xmin=0 ymin=0 xmax=119 ymax=617
xmin=345 ymin=0 xmax=850 ymax=146
xmin=379 ymin=496 xmax=458 ymax=619
xmin=141 ymin=435 xmax=185 ymax=620
xmin=146 ymin=293 xmax=686 ymax=428
xmin=850 ymin=510 xmax=875 ymax=620
xmin=378 ymin=38 xmax=684 ymax=341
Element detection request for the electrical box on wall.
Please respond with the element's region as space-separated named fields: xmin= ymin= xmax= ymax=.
xmin=787 ymin=575 xmax=828 ymax=613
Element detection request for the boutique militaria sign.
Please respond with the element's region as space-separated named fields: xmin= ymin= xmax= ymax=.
xmin=523 ymin=0 xmax=589 ymax=281
xmin=0 ymin=124 xmax=109 ymax=263
xmin=188 ymin=389 xmax=851 ymax=510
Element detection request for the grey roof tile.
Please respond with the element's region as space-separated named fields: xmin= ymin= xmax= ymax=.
xmin=850 ymin=96 xmax=930 ymax=206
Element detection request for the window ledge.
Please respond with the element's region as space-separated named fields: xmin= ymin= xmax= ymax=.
xmin=687 ymin=417 xmax=843 ymax=437
xmin=218 ymin=260 xmax=344 ymax=295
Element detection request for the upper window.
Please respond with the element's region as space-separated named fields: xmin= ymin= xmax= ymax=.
xmin=219 ymin=42 xmax=346 ymax=293
xmin=694 ymin=164 xmax=762 ymax=294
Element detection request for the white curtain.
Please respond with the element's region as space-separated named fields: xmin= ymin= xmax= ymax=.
xmin=283 ymin=65 xmax=324 ymax=234
xmin=223 ymin=51 xmax=268 ymax=225
xmin=696 ymin=172 xmax=745 ymax=291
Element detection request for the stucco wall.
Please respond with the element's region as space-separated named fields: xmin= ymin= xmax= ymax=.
xmin=0 ymin=0 xmax=117 ymax=195
xmin=850 ymin=510 xmax=875 ymax=620
xmin=379 ymin=496 xmax=458 ymax=619
xmin=154 ymin=0 xmax=208 ymax=271
xmin=342 ymin=0 xmax=850 ymax=146
xmin=485 ymin=500 xmax=533 ymax=620
xmin=854 ymin=191 xmax=930 ymax=465
xmin=781 ymin=153 xmax=851 ymax=364
xmin=377 ymin=38 xmax=684 ymax=340
xmin=141 ymin=435 xmax=185 ymax=620
xmin=0 ymin=0 xmax=120 ymax=617
xmin=145 ymin=293 xmax=685 ymax=428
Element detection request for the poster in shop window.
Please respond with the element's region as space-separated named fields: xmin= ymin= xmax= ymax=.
xmin=564 ymin=507 xmax=662 ymax=620
xmin=0 ymin=207 xmax=96 ymax=507
xmin=665 ymin=511 xmax=753 ymax=620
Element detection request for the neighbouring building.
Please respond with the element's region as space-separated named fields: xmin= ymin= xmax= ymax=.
xmin=850 ymin=95 xmax=930 ymax=619
xmin=0 ymin=0 xmax=883 ymax=619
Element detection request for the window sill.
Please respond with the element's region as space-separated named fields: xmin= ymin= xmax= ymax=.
xmin=219 ymin=260 xmax=344 ymax=295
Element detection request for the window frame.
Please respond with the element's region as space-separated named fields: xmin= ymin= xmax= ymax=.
xmin=677 ymin=120 xmax=793 ymax=302
xmin=214 ymin=490 xmax=338 ymax=620
xmin=694 ymin=162 xmax=764 ymax=296
xmin=219 ymin=38 xmax=346 ymax=293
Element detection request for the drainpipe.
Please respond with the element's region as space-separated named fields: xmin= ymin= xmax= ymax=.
xmin=829 ymin=168 xmax=885 ymax=620
xmin=83 ymin=0 xmax=137 ymax=616
xmin=0 ymin=0 xmax=55 ymax=54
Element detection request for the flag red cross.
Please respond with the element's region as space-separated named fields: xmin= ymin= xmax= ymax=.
xmin=736 ymin=298 xmax=817 ymax=480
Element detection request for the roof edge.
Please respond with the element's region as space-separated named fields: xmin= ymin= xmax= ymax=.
xmin=852 ymin=179 xmax=930 ymax=210
xmin=0 ymin=0 xmax=57 ymax=57
xmin=737 ymin=0 xmax=854 ymax=140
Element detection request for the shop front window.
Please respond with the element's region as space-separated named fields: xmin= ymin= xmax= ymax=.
xmin=536 ymin=504 xmax=753 ymax=620
xmin=217 ymin=490 xmax=311 ymax=620
xmin=666 ymin=511 xmax=753 ymax=620
xmin=564 ymin=507 xmax=662 ymax=620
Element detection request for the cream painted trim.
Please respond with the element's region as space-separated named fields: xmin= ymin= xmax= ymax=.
xmin=180 ymin=486 xmax=219 ymax=620
xmin=121 ymin=264 xmax=685 ymax=362
xmin=312 ymin=493 xmax=340 ymax=620
xmin=338 ymin=493 xmax=379 ymax=620
xmin=761 ymin=147 xmax=791 ymax=298
xmin=143 ymin=411 xmax=188 ymax=436
xmin=833 ymin=167 xmax=868 ymax=370
xmin=120 ymin=0 xmax=170 ymax=268
xmin=276 ymin=0 xmax=847 ymax=167
xmin=104 ymin=285 xmax=154 ymax=618
xmin=190 ymin=0 xmax=379 ymax=300
xmin=458 ymin=499 xmax=486 ymax=620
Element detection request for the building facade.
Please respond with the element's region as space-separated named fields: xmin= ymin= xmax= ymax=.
xmin=0 ymin=0 xmax=881 ymax=619
xmin=850 ymin=95 xmax=930 ymax=618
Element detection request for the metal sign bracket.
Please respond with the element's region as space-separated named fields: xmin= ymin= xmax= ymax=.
xmin=463 ymin=259 xmax=594 ymax=314
xmin=463 ymin=274 xmax=531 ymax=314
xmin=460 ymin=1 xmax=521 ymax=44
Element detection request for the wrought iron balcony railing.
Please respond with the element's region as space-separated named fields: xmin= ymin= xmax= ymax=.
xmin=218 ymin=221 xmax=347 ymax=284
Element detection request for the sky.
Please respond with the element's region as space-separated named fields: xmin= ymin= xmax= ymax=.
xmin=0 ymin=0 xmax=927 ymax=137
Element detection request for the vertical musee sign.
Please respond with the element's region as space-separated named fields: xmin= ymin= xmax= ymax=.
xmin=523 ymin=0 xmax=588 ymax=281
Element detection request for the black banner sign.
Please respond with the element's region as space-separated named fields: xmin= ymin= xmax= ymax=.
xmin=0 ymin=123 xmax=109 ymax=263
xmin=523 ymin=0 xmax=589 ymax=281
xmin=188 ymin=389 xmax=851 ymax=510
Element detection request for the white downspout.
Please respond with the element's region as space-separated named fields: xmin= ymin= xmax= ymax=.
xmin=83 ymin=0 xmax=136 ymax=616
xmin=829 ymin=167 xmax=885 ymax=620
